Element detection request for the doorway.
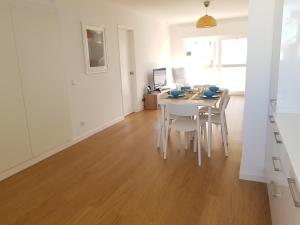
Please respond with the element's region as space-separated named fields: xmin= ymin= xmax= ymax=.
xmin=118 ymin=26 xmax=137 ymax=116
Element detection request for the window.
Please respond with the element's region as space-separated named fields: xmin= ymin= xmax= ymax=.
xmin=221 ymin=38 xmax=247 ymax=66
xmin=183 ymin=37 xmax=247 ymax=92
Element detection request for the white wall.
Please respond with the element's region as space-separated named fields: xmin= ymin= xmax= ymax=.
xmin=0 ymin=0 xmax=170 ymax=180
xmin=170 ymin=17 xmax=248 ymax=66
xmin=240 ymin=0 xmax=277 ymax=182
xmin=55 ymin=0 xmax=170 ymax=139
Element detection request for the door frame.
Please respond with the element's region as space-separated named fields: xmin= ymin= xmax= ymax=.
xmin=117 ymin=25 xmax=138 ymax=116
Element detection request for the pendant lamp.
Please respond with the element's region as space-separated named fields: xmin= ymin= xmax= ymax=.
xmin=196 ymin=1 xmax=217 ymax=28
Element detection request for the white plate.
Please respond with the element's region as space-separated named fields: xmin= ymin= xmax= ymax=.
xmin=201 ymin=95 xmax=219 ymax=99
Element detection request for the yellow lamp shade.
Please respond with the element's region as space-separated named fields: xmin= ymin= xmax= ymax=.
xmin=196 ymin=15 xmax=217 ymax=28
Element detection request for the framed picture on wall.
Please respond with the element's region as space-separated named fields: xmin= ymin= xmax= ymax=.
xmin=82 ymin=24 xmax=108 ymax=74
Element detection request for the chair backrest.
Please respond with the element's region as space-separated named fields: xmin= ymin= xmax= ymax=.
xmin=166 ymin=103 xmax=199 ymax=117
xmin=193 ymin=84 xmax=209 ymax=89
xmin=218 ymin=89 xmax=229 ymax=109
xmin=172 ymin=68 xmax=187 ymax=85
xmin=157 ymin=92 xmax=168 ymax=106
xmin=221 ymin=94 xmax=231 ymax=113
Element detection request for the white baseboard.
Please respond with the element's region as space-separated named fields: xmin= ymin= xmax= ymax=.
xmin=239 ymin=171 xmax=266 ymax=183
xmin=0 ymin=116 xmax=124 ymax=182
xmin=73 ymin=116 xmax=124 ymax=143
xmin=229 ymin=91 xmax=245 ymax=96
xmin=135 ymin=103 xmax=144 ymax=112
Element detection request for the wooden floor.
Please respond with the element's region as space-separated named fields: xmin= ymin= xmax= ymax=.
xmin=0 ymin=96 xmax=271 ymax=225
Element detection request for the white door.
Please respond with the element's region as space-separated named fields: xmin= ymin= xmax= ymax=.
xmin=118 ymin=28 xmax=135 ymax=116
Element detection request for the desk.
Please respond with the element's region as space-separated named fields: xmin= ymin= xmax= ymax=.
xmin=158 ymin=92 xmax=220 ymax=158
xmin=144 ymin=89 xmax=170 ymax=110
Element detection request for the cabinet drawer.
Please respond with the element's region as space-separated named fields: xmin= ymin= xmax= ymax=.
xmin=268 ymin=181 xmax=282 ymax=225
xmin=266 ymin=125 xmax=287 ymax=182
xmin=268 ymin=176 xmax=300 ymax=225
xmin=280 ymin=176 xmax=300 ymax=225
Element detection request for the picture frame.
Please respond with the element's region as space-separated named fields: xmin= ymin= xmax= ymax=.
xmin=82 ymin=24 xmax=108 ymax=74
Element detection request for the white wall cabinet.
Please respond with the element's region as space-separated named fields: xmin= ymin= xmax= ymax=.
xmin=269 ymin=0 xmax=284 ymax=101
xmin=0 ymin=1 xmax=32 ymax=173
xmin=0 ymin=1 xmax=72 ymax=177
xmin=11 ymin=2 xmax=72 ymax=156
xmin=274 ymin=0 xmax=300 ymax=113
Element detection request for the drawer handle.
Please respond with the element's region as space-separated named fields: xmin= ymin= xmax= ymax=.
xmin=272 ymin=157 xmax=281 ymax=172
xmin=287 ymin=178 xmax=300 ymax=208
xmin=270 ymin=98 xmax=277 ymax=112
xmin=274 ymin=132 xmax=282 ymax=144
xmin=269 ymin=115 xmax=275 ymax=124
xmin=270 ymin=99 xmax=277 ymax=106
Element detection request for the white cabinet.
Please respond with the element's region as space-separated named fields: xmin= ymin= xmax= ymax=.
xmin=0 ymin=1 xmax=32 ymax=172
xmin=266 ymin=114 xmax=300 ymax=225
xmin=11 ymin=2 xmax=72 ymax=156
xmin=269 ymin=0 xmax=284 ymax=101
xmin=275 ymin=0 xmax=300 ymax=113
xmin=0 ymin=1 xmax=72 ymax=177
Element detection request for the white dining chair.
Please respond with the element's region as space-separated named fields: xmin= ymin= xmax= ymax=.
xmin=200 ymin=94 xmax=231 ymax=157
xmin=172 ymin=68 xmax=187 ymax=86
xmin=164 ymin=103 xmax=206 ymax=166
xmin=199 ymin=89 xmax=229 ymax=115
xmin=156 ymin=93 xmax=184 ymax=149
xmin=193 ymin=84 xmax=210 ymax=89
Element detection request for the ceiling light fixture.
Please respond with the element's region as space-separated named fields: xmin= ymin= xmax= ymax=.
xmin=196 ymin=1 xmax=217 ymax=28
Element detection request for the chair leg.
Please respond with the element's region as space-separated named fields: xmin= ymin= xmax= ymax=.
xmin=202 ymin=124 xmax=208 ymax=156
xmin=176 ymin=131 xmax=181 ymax=150
xmin=205 ymin=123 xmax=210 ymax=158
xmin=185 ymin=132 xmax=188 ymax=150
xmin=202 ymin=124 xmax=208 ymax=153
xmin=156 ymin=124 xmax=162 ymax=149
xmin=221 ymin=122 xmax=228 ymax=157
xmin=224 ymin=114 xmax=228 ymax=135
xmin=193 ymin=131 xmax=197 ymax=153
xmin=197 ymin=129 xmax=201 ymax=166
xmin=163 ymin=122 xmax=169 ymax=160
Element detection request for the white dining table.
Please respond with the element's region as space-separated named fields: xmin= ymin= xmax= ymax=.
xmin=158 ymin=92 xmax=220 ymax=158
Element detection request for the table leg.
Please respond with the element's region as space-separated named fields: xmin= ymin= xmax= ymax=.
xmin=208 ymin=106 xmax=212 ymax=158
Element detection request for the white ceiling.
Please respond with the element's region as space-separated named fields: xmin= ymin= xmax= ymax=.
xmin=110 ymin=0 xmax=249 ymax=24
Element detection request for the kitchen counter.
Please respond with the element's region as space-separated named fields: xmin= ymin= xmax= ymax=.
xmin=275 ymin=113 xmax=300 ymax=182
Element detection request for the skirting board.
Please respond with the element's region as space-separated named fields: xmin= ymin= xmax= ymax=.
xmin=73 ymin=116 xmax=124 ymax=143
xmin=135 ymin=103 xmax=144 ymax=112
xmin=229 ymin=91 xmax=245 ymax=96
xmin=239 ymin=171 xmax=266 ymax=183
xmin=0 ymin=116 xmax=124 ymax=182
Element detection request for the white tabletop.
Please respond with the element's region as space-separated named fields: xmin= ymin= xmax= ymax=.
xmin=158 ymin=92 xmax=220 ymax=107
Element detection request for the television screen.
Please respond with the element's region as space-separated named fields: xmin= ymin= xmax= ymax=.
xmin=153 ymin=68 xmax=167 ymax=89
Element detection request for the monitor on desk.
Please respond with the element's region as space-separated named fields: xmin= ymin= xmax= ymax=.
xmin=153 ymin=68 xmax=167 ymax=90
